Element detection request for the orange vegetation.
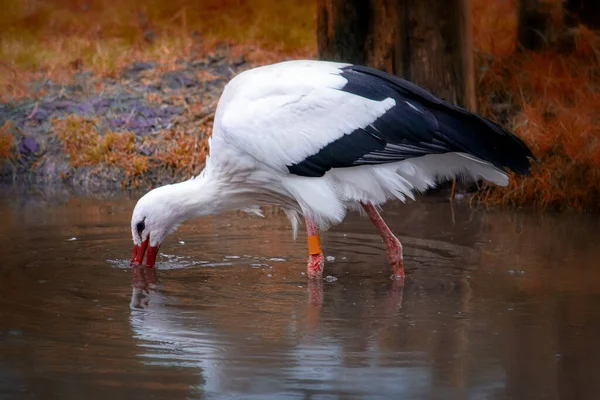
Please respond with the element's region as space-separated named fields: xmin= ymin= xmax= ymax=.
xmin=472 ymin=0 xmax=600 ymax=210
xmin=53 ymin=114 xmax=209 ymax=187
xmin=53 ymin=115 xmax=149 ymax=185
xmin=0 ymin=123 xmax=15 ymax=160
xmin=0 ymin=0 xmax=315 ymax=99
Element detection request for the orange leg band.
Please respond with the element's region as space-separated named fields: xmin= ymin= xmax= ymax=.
xmin=307 ymin=235 xmax=322 ymax=255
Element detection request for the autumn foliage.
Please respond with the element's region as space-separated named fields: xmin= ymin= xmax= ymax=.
xmin=472 ymin=1 xmax=600 ymax=210
xmin=0 ymin=123 xmax=15 ymax=161
xmin=53 ymin=114 xmax=209 ymax=187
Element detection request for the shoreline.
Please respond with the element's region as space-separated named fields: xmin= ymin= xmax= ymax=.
xmin=1 ymin=47 xmax=249 ymax=190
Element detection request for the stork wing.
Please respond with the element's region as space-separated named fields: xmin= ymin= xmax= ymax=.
xmin=215 ymin=60 xmax=534 ymax=177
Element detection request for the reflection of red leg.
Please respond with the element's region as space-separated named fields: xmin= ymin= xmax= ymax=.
xmin=131 ymin=266 xmax=159 ymax=290
xmin=360 ymin=202 xmax=405 ymax=279
xmin=131 ymin=266 xmax=147 ymax=289
xmin=130 ymin=266 xmax=161 ymax=309
xmin=305 ymin=215 xmax=325 ymax=280
xmin=144 ymin=266 xmax=159 ymax=289
xmin=305 ymin=279 xmax=323 ymax=330
xmin=387 ymin=278 xmax=405 ymax=312
xmin=308 ymin=279 xmax=324 ymax=307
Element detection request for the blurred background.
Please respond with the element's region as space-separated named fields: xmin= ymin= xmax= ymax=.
xmin=0 ymin=0 xmax=599 ymax=210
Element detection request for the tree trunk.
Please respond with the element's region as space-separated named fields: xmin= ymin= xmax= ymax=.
xmin=565 ymin=0 xmax=600 ymax=29
xmin=317 ymin=0 xmax=476 ymax=110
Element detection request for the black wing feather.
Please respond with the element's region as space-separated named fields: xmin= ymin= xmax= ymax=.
xmin=287 ymin=64 xmax=535 ymax=178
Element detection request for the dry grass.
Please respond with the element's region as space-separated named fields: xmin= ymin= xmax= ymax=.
xmin=472 ymin=0 xmax=600 ymax=210
xmin=53 ymin=114 xmax=210 ymax=187
xmin=151 ymin=121 xmax=211 ymax=179
xmin=0 ymin=0 xmax=316 ymax=100
xmin=53 ymin=115 xmax=149 ymax=184
xmin=0 ymin=122 xmax=15 ymax=160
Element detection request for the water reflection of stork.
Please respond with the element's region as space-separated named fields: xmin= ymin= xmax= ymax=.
xmin=127 ymin=265 xmax=506 ymax=398
xmin=128 ymin=266 xmax=416 ymax=397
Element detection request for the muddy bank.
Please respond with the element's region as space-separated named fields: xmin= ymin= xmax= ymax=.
xmin=0 ymin=47 xmax=250 ymax=191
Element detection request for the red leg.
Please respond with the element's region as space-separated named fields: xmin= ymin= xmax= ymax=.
xmin=360 ymin=202 xmax=405 ymax=279
xmin=305 ymin=215 xmax=325 ymax=280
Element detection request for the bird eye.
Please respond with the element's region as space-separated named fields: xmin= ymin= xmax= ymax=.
xmin=136 ymin=219 xmax=145 ymax=234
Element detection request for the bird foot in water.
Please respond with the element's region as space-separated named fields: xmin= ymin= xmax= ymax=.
xmin=385 ymin=236 xmax=405 ymax=279
xmin=307 ymin=253 xmax=325 ymax=280
xmin=390 ymin=265 xmax=406 ymax=281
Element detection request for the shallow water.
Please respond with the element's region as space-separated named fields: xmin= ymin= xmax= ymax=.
xmin=1 ymin=190 xmax=600 ymax=399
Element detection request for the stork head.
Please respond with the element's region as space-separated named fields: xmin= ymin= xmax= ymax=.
xmin=130 ymin=186 xmax=182 ymax=268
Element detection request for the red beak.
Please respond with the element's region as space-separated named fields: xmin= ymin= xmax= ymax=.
xmin=130 ymin=238 xmax=160 ymax=268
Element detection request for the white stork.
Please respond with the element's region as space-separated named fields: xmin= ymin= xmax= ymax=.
xmin=130 ymin=60 xmax=534 ymax=280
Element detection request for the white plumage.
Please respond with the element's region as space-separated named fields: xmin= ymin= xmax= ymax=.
xmin=130 ymin=60 xmax=534 ymax=278
xmin=208 ymin=60 xmax=508 ymax=229
xmin=215 ymin=61 xmax=395 ymax=171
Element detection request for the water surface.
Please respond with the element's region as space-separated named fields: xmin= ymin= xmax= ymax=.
xmin=1 ymin=190 xmax=600 ymax=399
